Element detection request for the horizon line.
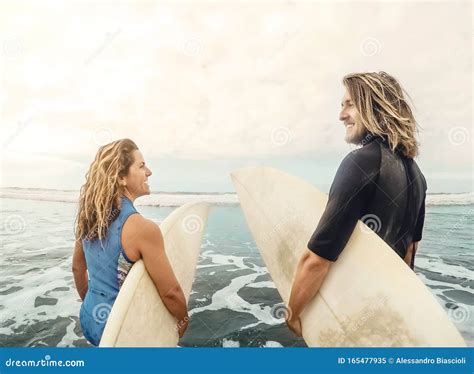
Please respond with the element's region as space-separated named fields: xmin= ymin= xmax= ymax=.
xmin=0 ymin=186 xmax=473 ymax=195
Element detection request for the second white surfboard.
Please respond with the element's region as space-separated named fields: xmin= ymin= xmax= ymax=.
xmin=231 ymin=166 xmax=465 ymax=347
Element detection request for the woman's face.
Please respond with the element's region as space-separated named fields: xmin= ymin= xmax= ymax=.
xmin=121 ymin=150 xmax=152 ymax=200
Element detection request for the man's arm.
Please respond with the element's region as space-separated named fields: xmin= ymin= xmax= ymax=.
xmin=286 ymin=148 xmax=378 ymax=336
xmin=286 ymin=249 xmax=331 ymax=336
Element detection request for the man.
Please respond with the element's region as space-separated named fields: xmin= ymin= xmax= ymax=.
xmin=286 ymin=72 xmax=427 ymax=337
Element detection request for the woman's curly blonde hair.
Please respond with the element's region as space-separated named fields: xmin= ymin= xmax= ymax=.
xmin=343 ymin=71 xmax=420 ymax=158
xmin=75 ymin=138 xmax=138 ymax=242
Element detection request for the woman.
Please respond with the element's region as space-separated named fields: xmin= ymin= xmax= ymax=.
xmin=72 ymin=138 xmax=188 ymax=346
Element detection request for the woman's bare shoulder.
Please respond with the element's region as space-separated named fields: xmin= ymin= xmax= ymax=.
xmin=123 ymin=214 xmax=163 ymax=241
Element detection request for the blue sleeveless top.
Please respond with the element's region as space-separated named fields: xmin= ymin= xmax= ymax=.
xmin=79 ymin=195 xmax=138 ymax=346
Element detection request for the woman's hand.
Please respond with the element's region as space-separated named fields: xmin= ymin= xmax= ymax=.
xmin=286 ymin=315 xmax=302 ymax=337
xmin=177 ymin=316 xmax=189 ymax=338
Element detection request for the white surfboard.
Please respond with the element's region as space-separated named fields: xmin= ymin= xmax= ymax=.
xmin=231 ymin=167 xmax=466 ymax=347
xmin=99 ymin=202 xmax=209 ymax=347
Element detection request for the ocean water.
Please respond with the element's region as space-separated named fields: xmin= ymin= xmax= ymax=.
xmin=0 ymin=191 xmax=472 ymax=347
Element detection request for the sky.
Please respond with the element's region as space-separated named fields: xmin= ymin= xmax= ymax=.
xmin=0 ymin=0 xmax=472 ymax=193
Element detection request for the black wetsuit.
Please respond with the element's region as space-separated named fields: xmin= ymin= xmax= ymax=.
xmin=307 ymin=135 xmax=427 ymax=268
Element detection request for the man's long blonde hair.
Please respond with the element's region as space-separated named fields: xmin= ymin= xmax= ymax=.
xmin=75 ymin=138 xmax=138 ymax=242
xmin=343 ymin=71 xmax=419 ymax=158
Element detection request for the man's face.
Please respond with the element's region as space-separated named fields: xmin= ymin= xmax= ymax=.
xmin=339 ymin=90 xmax=367 ymax=145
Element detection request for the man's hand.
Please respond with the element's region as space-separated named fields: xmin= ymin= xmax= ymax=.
xmin=286 ymin=315 xmax=302 ymax=337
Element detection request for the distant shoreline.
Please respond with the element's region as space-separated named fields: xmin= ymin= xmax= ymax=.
xmin=1 ymin=186 xmax=473 ymax=196
xmin=0 ymin=186 xmax=235 ymax=195
xmin=1 ymin=187 xmax=473 ymax=207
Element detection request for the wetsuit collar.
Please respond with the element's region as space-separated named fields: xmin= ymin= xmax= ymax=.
xmin=361 ymin=133 xmax=390 ymax=147
xmin=121 ymin=195 xmax=133 ymax=205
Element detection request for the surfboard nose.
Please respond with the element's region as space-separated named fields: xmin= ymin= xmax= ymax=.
xmin=230 ymin=167 xmax=257 ymax=182
xmin=231 ymin=166 xmax=272 ymax=186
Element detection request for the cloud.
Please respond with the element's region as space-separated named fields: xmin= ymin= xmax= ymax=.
xmin=0 ymin=1 xmax=471 ymax=189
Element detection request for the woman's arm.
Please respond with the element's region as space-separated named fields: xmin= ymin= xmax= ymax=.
xmin=122 ymin=215 xmax=189 ymax=336
xmin=72 ymin=239 xmax=88 ymax=301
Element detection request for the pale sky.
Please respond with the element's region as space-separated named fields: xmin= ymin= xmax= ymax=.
xmin=0 ymin=0 xmax=472 ymax=192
